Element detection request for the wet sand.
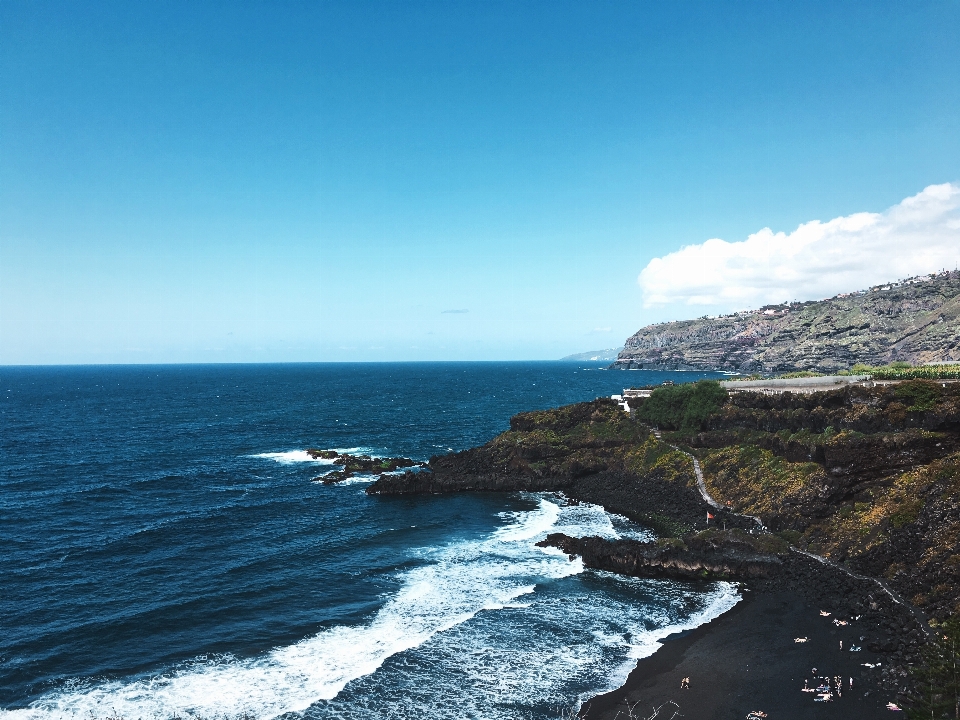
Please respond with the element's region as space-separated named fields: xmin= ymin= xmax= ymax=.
xmin=581 ymin=589 xmax=898 ymax=720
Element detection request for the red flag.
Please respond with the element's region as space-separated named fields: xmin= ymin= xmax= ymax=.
xmin=707 ymin=512 xmax=715 ymax=520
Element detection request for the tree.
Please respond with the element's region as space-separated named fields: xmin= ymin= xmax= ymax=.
xmin=636 ymin=380 xmax=727 ymax=432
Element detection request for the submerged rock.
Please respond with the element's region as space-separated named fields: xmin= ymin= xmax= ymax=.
xmin=309 ymin=450 xmax=423 ymax=484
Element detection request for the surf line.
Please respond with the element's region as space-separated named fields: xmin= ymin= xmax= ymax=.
xmin=9 ymin=497 xmax=585 ymax=719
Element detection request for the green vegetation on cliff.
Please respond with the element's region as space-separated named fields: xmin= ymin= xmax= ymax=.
xmin=462 ymin=378 xmax=960 ymax=621
xmin=755 ymin=362 xmax=960 ymax=381
xmin=865 ymin=363 xmax=960 ymax=380
xmin=635 ymin=380 xmax=727 ymax=431
xmin=496 ymin=399 xmax=648 ymax=478
xmin=486 ymin=399 xmax=707 ymax=491
xmin=614 ymin=270 xmax=960 ymax=374
xmin=374 ymin=378 xmax=960 ymax=621
xmin=700 ymin=444 xmax=825 ymax=519
xmin=671 ymin=380 xmax=960 ymax=621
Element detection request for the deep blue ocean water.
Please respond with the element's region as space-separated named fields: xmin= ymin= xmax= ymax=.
xmin=1 ymin=363 xmax=738 ymax=719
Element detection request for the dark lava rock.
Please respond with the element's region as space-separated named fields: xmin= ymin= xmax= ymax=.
xmin=310 ymin=450 xmax=423 ymax=484
xmin=537 ymin=532 xmax=783 ymax=581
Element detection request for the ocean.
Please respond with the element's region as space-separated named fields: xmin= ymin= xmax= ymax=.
xmin=1 ymin=363 xmax=739 ymax=719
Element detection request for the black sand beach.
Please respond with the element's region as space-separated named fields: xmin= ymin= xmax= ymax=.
xmin=581 ymin=588 xmax=902 ymax=720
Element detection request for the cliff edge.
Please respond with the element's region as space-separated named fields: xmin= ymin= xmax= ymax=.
xmin=613 ymin=270 xmax=960 ymax=373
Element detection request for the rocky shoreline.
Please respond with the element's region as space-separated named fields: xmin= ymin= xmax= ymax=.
xmin=536 ymin=531 xmax=784 ymax=582
xmin=305 ymin=448 xmax=424 ymax=484
xmin=537 ymin=527 xmax=929 ymax=715
xmin=362 ymin=380 xmax=960 ymax=714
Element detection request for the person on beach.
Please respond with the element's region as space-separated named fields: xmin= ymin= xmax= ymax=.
xmin=680 ymin=677 xmax=690 ymax=689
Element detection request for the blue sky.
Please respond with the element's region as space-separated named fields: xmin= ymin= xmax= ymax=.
xmin=2 ymin=1 xmax=959 ymax=363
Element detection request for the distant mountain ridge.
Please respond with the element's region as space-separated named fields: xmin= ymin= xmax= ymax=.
xmin=560 ymin=348 xmax=623 ymax=362
xmin=613 ymin=271 xmax=960 ymax=374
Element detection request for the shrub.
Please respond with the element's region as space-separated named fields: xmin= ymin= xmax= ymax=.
xmin=849 ymin=362 xmax=960 ymax=380
xmin=895 ymin=380 xmax=943 ymax=412
xmin=778 ymin=529 xmax=802 ymax=544
xmin=636 ymin=380 xmax=728 ymax=432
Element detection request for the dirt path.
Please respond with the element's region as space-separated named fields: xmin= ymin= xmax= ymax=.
xmin=659 ymin=433 xmax=933 ymax=638
xmin=790 ymin=547 xmax=933 ymax=638
xmin=654 ymin=430 xmax=764 ymax=529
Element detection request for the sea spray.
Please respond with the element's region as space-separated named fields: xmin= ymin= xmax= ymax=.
xmin=1 ymin=363 xmax=732 ymax=720
xmin=3 ymin=497 xmax=738 ymax=720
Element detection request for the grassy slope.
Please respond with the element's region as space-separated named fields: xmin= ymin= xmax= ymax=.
xmin=484 ymin=381 xmax=960 ymax=620
xmin=680 ymin=381 xmax=960 ymax=621
xmin=490 ymin=399 xmax=695 ymax=485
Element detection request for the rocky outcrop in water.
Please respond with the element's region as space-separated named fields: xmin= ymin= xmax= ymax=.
xmin=307 ymin=449 xmax=423 ymax=484
xmin=613 ymin=270 xmax=960 ymax=373
xmin=537 ymin=531 xmax=784 ymax=581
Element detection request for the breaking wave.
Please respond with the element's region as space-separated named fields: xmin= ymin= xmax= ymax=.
xmin=4 ymin=497 xmax=738 ymax=720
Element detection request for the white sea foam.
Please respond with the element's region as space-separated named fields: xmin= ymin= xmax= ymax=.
xmin=4 ymin=496 xmax=739 ymax=720
xmin=249 ymin=448 xmax=377 ymax=465
xmin=332 ymin=475 xmax=379 ymax=486
xmin=309 ymin=473 xmax=380 ymax=486
xmin=4 ymin=497 xmax=590 ymax=719
xmin=550 ymin=497 xmax=656 ymax=543
xmin=620 ymin=579 xmax=740 ymax=661
xmin=319 ymin=570 xmax=740 ymax=719
xmin=249 ymin=450 xmax=336 ymax=465
xmin=585 ymin=579 xmax=741 ymax=705
xmin=326 ymin=447 xmax=378 ymax=457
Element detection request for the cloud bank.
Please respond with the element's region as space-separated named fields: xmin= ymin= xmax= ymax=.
xmin=639 ymin=183 xmax=960 ymax=311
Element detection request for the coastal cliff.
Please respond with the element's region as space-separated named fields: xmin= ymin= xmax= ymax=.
xmin=371 ymin=380 xmax=960 ymax=622
xmin=367 ymin=380 xmax=960 ymax=708
xmin=369 ymin=398 xmax=729 ymax=536
xmin=612 ymin=270 xmax=960 ymax=373
xmin=688 ymin=381 xmax=960 ymax=621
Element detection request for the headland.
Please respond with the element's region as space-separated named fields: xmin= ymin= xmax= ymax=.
xmin=612 ymin=270 xmax=960 ymax=374
xmin=362 ymin=378 xmax=960 ymax=717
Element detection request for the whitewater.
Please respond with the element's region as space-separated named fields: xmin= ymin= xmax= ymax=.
xmin=1 ymin=363 xmax=731 ymax=719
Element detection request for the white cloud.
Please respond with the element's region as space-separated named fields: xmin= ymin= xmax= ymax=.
xmin=638 ymin=183 xmax=960 ymax=311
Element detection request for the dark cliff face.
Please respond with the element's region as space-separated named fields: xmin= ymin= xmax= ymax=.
xmin=613 ymin=270 xmax=960 ymax=373
xmin=369 ymin=399 xmax=641 ymax=494
xmin=369 ymin=399 xmax=728 ymax=537
xmin=370 ymin=381 xmax=960 ymax=622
